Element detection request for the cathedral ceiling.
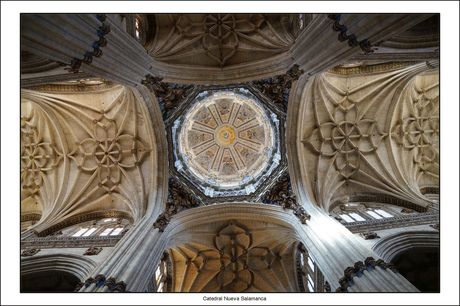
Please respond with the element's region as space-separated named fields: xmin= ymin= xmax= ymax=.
xmin=297 ymin=63 xmax=439 ymax=212
xmin=166 ymin=219 xmax=299 ymax=292
xmin=148 ymin=14 xmax=299 ymax=68
xmin=20 ymin=85 xmax=158 ymax=235
xmin=19 ymin=13 xmax=439 ymax=243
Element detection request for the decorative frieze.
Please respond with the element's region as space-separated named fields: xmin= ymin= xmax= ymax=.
xmin=21 ymin=234 xmax=124 ymax=249
xmin=21 ymin=213 xmax=42 ymax=222
xmin=328 ymin=61 xmax=418 ymax=75
xmin=329 ymin=195 xmax=428 ymax=213
xmin=343 ymin=211 xmax=439 ymax=233
xmin=23 ymin=80 xmax=116 ymax=92
xmin=420 ymin=187 xmax=439 ymax=195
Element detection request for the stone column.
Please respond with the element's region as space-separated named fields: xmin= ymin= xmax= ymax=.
xmin=292 ymin=14 xmax=434 ymax=75
xmin=294 ymin=204 xmax=419 ymax=292
xmin=77 ymin=215 xmax=169 ymax=292
xmin=20 ymin=14 xmax=165 ymax=88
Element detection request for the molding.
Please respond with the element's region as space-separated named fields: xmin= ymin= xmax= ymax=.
xmin=21 ymin=213 xmax=42 ymax=222
xmin=21 ymin=72 xmax=96 ymax=87
xmin=21 ymin=253 xmax=97 ymax=281
xmin=23 ymin=81 xmax=117 ymax=93
xmin=342 ymin=211 xmax=439 ymax=233
xmin=420 ymin=187 xmax=439 ymax=195
xmin=327 ymin=61 xmax=419 ymax=75
xmin=372 ymin=230 xmax=439 ymax=262
xmin=348 ymin=52 xmax=439 ymax=62
xmin=21 ymin=235 xmax=124 ymax=249
xmin=64 ymin=14 xmax=111 ymax=73
xmin=327 ymin=14 xmax=376 ymax=55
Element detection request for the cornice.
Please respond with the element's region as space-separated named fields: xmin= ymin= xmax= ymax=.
xmin=21 ymin=235 xmax=124 ymax=249
xmin=343 ymin=211 xmax=439 ymax=233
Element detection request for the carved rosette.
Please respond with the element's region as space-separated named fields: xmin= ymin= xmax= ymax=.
xmin=68 ymin=110 xmax=150 ymax=194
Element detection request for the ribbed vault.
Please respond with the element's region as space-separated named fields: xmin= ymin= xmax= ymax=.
xmin=165 ymin=212 xmax=300 ymax=292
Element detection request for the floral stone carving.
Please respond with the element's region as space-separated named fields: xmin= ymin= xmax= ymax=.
xmin=262 ymin=172 xmax=311 ymax=224
xmin=360 ymin=231 xmax=380 ymax=240
xmin=21 ymin=248 xmax=41 ymax=256
xmin=84 ymin=246 xmax=103 ymax=255
xmin=68 ymin=107 xmax=150 ymax=195
xmin=253 ymin=65 xmax=304 ymax=113
xmin=153 ymin=178 xmax=200 ymax=232
xmin=141 ymin=75 xmax=193 ymax=120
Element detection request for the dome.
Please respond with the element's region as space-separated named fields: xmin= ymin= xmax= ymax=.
xmin=179 ymin=91 xmax=273 ymax=187
xmin=170 ymin=86 xmax=285 ymax=201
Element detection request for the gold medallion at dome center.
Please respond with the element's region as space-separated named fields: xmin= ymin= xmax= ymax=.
xmin=216 ymin=126 xmax=236 ymax=146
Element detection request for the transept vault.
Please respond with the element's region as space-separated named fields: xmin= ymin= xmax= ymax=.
xmin=11 ymin=9 xmax=453 ymax=304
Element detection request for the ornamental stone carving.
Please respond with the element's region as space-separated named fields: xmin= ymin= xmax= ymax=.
xmin=335 ymin=257 xmax=399 ymax=292
xmin=84 ymin=246 xmax=103 ymax=256
xmin=153 ymin=178 xmax=200 ymax=232
xmin=68 ymin=108 xmax=150 ymax=195
xmin=65 ymin=14 xmax=110 ymax=73
xmin=21 ymin=248 xmax=41 ymax=257
xmin=360 ymin=231 xmax=380 ymax=240
xmin=262 ymin=172 xmax=311 ymax=224
xmin=253 ymin=65 xmax=304 ymax=113
xmin=79 ymin=275 xmax=127 ymax=292
xmin=141 ymin=75 xmax=193 ymax=120
xmin=179 ymin=90 xmax=273 ymax=187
